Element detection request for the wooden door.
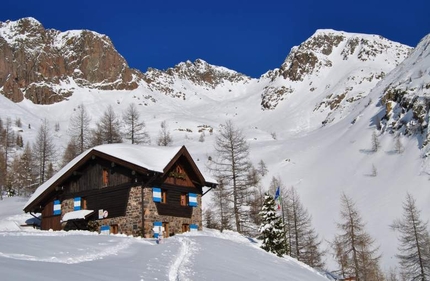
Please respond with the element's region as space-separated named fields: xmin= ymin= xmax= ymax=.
xmin=41 ymin=201 xmax=62 ymax=231
xmin=162 ymin=222 xmax=169 ymax=238
xmin=110 ymin=224 xmax=118 ymax=234
xmin=182 ymin=224 xmax=190 ymax=233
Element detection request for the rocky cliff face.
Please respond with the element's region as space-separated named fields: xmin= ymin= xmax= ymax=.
xmin=0 ymin=17 xmax=142 ymax=104
xmin=377 ymin=34 xmax=430 ymax=147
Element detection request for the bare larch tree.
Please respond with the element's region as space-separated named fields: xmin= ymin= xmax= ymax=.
xmin=209 ymin=120 xmax=251 ymax=233
xmin=122 ymin=103 xmax=150 ymax=144
xmin=391 ymin=193 xmax=430 ymax=281
xmin=33 ymin=119 xmax=56 ymax=184
xmin=91 ymin=105 xmax=122 ymax=146
xmin=333 ymin=193 xmax=383 ymax=281
xmin=68 ymin=103 xmax=91 ymax=153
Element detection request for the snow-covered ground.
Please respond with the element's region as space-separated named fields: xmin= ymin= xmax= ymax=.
xmin=0 ymin=197 xmax=328 ymax=281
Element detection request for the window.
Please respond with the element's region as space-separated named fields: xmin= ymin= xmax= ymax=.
xmin=102 ymin=169 xmax=109 ymax=187
xmin=180 ymin=193 xmax=188 ymax=206
xmin=153 ymin=187 xmax=167 ymax=203
xmin=81 ymin=198 xmax=87 ymax=210
xmin=73 ymin=197 xmax=87 ymax=211
xmin=161 ymin=190 xmax=167 ymax=203
xmin=182 ymin=224 xmax=190 ymax=233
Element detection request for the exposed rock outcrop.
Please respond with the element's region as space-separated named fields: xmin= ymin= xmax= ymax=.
xmin=0 ymin=17 xmax=142 ymax=104
xmin=378 ymin=34 xmax=430 ymax=147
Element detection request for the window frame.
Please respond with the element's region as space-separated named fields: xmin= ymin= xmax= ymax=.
xmin=81 ymin=198 xmax=87 ymax=210
xmin=180 ymin=193 xmax=188 ymax=206
xmin=102 ymin=168 xmax=109 ymax=187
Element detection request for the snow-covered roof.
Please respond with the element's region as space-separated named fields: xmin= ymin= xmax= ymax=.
xmin=93 ymin=143 xmax=182 ymax=173
xmin=24 ymin=144 xmax=215 ymax=211
xmin=61 ymin=210 xmax=94 ymax=222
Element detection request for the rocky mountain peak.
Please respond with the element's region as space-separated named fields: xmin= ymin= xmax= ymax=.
xmin=142 ymin=59 xmax=250 ymax=98
xmin=0 ymin=18 xmax=142 ymax=104
xmin=276 ymin=30 xmax=411 ymax=82
xmin=259 ymin=30 xmax=412 ymax=113
xmin=0 ymin=17 xmax=44 ymax=42
xmin=162 ymin=59 xmax=248 ymax=86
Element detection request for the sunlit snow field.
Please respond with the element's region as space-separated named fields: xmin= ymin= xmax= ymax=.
xmin=0 ymin=197 xmax=328 ymax=281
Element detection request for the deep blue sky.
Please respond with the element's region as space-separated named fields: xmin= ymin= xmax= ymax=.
xmin=1 ymin=0 xmax=429 ymax=78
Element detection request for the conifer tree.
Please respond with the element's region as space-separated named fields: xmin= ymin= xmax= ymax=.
xmin=371 ymin=131 xmax=380 ymax=152
xmin=0 ymin=151 xmax=5 ymax=200
xmin=333 ymin=193 xmax=383 ymax=280
xmin=16 ymin=134 xmax=23 ymax=147
xmin=9 ymin=142 xmax=35 ymax=196
xmin=248 ymin=179 xmax=265 ymax=228
xmin=68 ymin=103 xmax=91 ymax=153
xmin=394 ymin=134 xmax=403 ymax=154
xmin=33 ymin=119 xmax=56 ymax=184
xmin=204 ymin=208 xmax=218 ymax=229
xmin=91 ymin=105 xmax=122 ymax=146
xmin=241 ymin=165 xmax=262 ymax=235
xmin=209 ymin=176 xmax=232 ymax=232
xmin=209 ymin=120 xmax=252 ymax=233
xmin=391 ymin=193 xmax=430 ymax=281
xmin=157 ymin=120 xmax=173 ymax=146
xmin=268 ymin=176 xmax=291 ymax=254
xmin=257 ymin=159 xmax=268 ymax=176
xmin=286 ymin=187 xmax=325 ymax=268
xmin=1 ymin=117 xmax=15 ymax=180
xmin=122 ymin=103 xmax=150 ymax=144
xmin=258 ymin=193 xmax=287 ymax=257
xmin=62 ymin=138 xmax=79 ymax=167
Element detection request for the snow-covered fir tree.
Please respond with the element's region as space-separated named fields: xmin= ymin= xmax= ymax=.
xmin=258 ymin=193 xmax=287 ymax=257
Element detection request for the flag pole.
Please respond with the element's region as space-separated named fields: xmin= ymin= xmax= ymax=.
xmin=275 ymin=186 xmax=289 ymax=255
xmin=279 ymin=189 xmax=288 ymax=254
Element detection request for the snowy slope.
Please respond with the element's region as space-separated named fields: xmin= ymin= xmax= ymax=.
xmin=259 ymin=29 xmax=411 ymax=134
xmin=1 ymin=26 xmax=430 ymax=274
xmin=0 ymin=197 xmax=328 ymax=281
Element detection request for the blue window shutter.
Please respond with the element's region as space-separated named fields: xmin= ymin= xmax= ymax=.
xmin=188 ymin=193 xmax=197 ymax=207
xmin=190 ymin=224 xmax=198 ymax=232
xmin=153 ymin=221 xmax=162 ymax=238
xmin=53 ymin=200 xmax=61 ymax=215
xmin=153 ymin=187 xmax=161 ymax=202
xmin=74 ymin=197 xmax=81 ymax=211
xmin=100 ymin=225 xmax=110 ymax=235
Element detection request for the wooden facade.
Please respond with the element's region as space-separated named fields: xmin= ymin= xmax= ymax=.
xmin=23 ymin=144 xmax=216 ymax=237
